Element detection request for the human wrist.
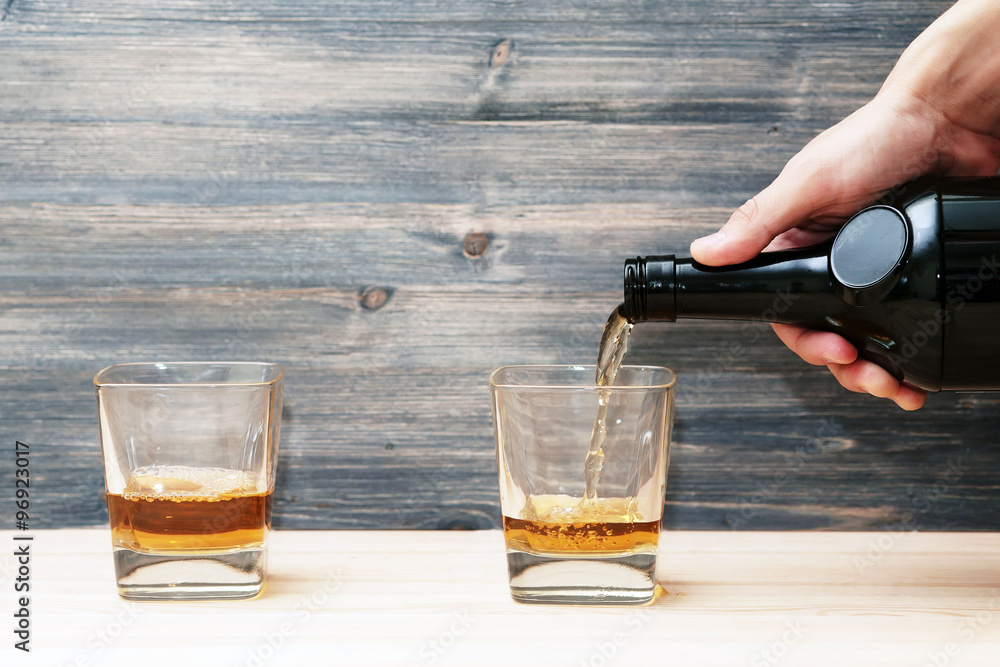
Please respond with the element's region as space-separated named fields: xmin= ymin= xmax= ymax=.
xmin=879 ymin=0 xmax=1000 ymax=137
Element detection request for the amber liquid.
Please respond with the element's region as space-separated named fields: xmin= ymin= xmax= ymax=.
xmin=503 ymin=309 xmax=654 ymax=603
xmin=583 ymin=306 xmax=634 ymax=501
xmin=107 ymin=466 xmax=272 ymax=554
xmin=504 ymin=494 xmax=658 ymax=555
xmin=506 ymin=306 xmax=648 ymax=557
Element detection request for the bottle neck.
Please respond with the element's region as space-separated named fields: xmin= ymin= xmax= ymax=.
xmin=623 ymin=244 xmax=837 ymax=324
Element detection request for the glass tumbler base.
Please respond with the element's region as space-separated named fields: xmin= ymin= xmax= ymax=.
xmin=113 ymin=547 xmax=267 ymax=600
xmin=506 ymin=549 xmax=656 ymax=605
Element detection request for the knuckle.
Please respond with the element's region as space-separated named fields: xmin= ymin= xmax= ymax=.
xmin=835 ymin=365 xmax=864 ymax=393
xmin=733 ymin=196 xmax=762 ymax=228
xmin=861 ymin=367 xmax=895 ymax=397
xmin=729 ymin=195 xmax=775 ymax=241
xmin=798 ymin=333 xmax=828 ymax=365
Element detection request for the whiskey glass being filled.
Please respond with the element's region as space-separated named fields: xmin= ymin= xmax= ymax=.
xmin=490 ymin=364 xmax=675 ymax=605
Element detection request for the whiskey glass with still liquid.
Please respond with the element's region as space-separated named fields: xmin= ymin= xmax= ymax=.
xmin=490 ymin=365 xmax=675 ymax=605
xmin=95 ymin=362 xmax=283 ymax=600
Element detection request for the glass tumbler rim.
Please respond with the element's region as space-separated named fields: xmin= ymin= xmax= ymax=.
xmin=94 ymin=361 xmax=285 ymax=388
xmin=489 ymin=364 xmax=675 ymax=390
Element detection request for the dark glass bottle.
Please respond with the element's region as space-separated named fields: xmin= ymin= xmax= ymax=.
xmin=622 ymin=177 xmax=1000 ymax=391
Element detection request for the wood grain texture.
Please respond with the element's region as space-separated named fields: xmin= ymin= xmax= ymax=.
xmin=4 ymin=528 xmax=1000 ymax=665
xmin=3 ymin=0 xmax=998 ymax=531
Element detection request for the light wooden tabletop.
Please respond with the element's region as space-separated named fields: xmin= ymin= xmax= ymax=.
xmin=3 ymin=528 xmax=1000 ymax=666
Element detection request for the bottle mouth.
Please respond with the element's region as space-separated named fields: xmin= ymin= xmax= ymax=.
xmin=623 ymin=257 xmax=647 ymax=322
xmin=623 ymin=255 xmax=676 ymax=323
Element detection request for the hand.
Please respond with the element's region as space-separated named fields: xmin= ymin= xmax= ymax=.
xmin=689 ymin=0 xmax=1000 ymax=410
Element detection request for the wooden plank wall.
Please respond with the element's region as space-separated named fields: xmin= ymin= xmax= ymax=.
xmin=3 ymin=0 xmax=998 ymax=531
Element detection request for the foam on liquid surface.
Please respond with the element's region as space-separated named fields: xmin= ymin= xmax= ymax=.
xmin=123 ymin=465 xmax=258 ymax=502
xmin=521 ymin=494 xmax=643 ymax=524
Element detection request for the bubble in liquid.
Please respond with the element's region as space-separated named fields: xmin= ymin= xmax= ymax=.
xmin=123 ymin=465 xmax=258 ymax=503
xmin=520 ymin=493 xmax=642 ymax=523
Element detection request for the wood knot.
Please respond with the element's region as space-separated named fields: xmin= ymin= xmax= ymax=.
xmin=490 ymin=38 xmax=512 ymax=69
xmin=1 ymin=0 xmax=16 ymax=22
xmin=462 ymin=232 xmax=489 ymax=258
xmin=359 ymin=286 xmax=390 ymax=310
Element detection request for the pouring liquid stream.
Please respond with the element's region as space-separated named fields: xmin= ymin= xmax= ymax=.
xmin=582 ymin=305 xmax=634 ymax=505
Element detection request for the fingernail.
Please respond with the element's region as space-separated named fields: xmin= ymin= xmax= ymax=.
xmin=692 ymin=230 xmax=726 ymax=251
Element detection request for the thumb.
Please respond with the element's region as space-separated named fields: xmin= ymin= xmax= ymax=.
xmin=688 ymin=97 xmax=905 ymax=266
xmin=690 ymin=164 xmax=831 ymax=266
